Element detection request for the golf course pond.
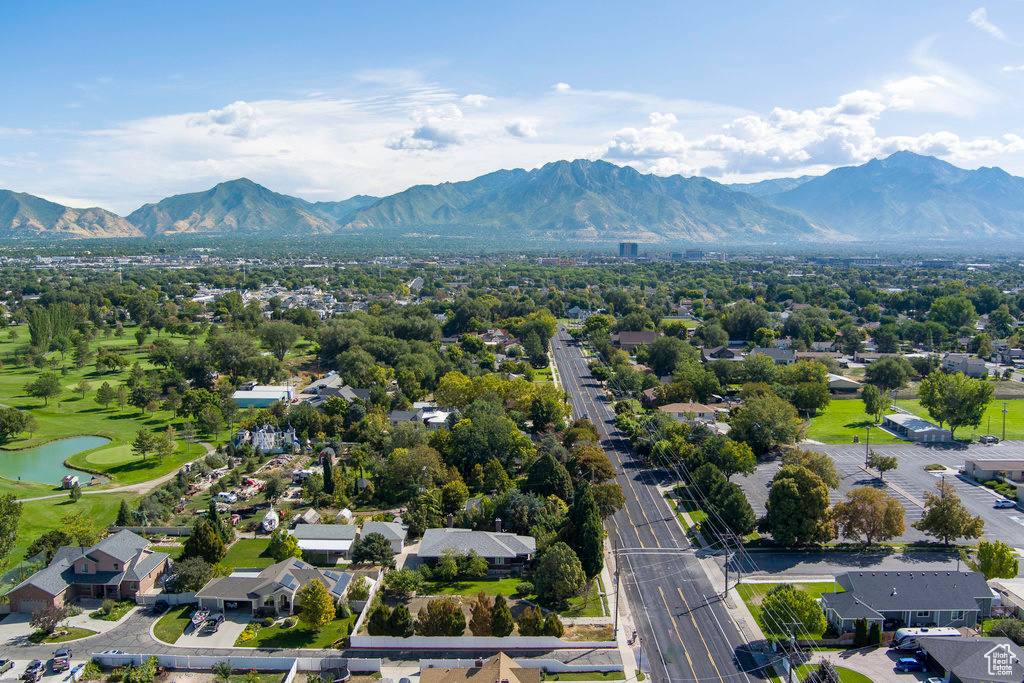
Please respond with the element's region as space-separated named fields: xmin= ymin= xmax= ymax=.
xmin=0 ymin=436 xmax=111 ymax=484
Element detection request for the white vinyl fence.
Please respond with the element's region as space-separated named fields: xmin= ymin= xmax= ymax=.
xmin=90 ymin=654 xmax=380 ymax=674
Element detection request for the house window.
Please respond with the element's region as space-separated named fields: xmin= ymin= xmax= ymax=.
xmin=113 ymin=564 xmax=119 ymax=570
xmin=916 ymin=611 xmax=930 ymax=618
xmin=952 ymin=610 xmax=965 ymax=620
xmin=494 ymin=557 xmax=506 ymax=565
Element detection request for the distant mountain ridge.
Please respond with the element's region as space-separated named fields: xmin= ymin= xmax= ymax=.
xmin=5 ymin=152 xmax=1024 ymax=244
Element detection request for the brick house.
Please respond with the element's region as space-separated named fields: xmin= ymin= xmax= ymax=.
xmin=8 ymin=530 xmax=170 ymax=613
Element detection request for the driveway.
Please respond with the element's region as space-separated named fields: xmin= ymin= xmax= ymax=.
xmin=0 ymin=613 xmax=35 ymax=649
xmin=812 ymin=645 xmax=938 ymax=682
xmin=175 ymin=611 xmax=248 ymax=649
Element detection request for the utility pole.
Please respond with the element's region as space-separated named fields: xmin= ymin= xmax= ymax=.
xmin=612 ymin=539 xmax=620 ymax=636
xmin=1003 ymin=402 xmax=1008 ymax=441
xmin=865 ymin=425 xmax=872 ymax=468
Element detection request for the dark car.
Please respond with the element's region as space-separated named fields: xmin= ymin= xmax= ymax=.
xmin=895 ymin=657 xmax=926 ymax=672
xmin=23 ymin=661 xmax=44 ymax=681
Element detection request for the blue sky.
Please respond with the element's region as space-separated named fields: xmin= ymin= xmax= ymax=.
xmin=3 ymin=0 xmax=1024 ymax=212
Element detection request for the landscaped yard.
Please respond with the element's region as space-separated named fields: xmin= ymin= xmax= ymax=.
xmin=28 ymin=626 xmax=98 ymax=643
xmin=894 ymin=398 xmax=1024 ymax=441
xmin=222 ymin=538 xmax=276 ymax=568
xmin=532 ymin=366 xmax=554 ymax=383
xmin=805 ymin=400 xmax=905 ymax=445
xmin=89 ymin=600 xmax=134 ymax=621
xmin=153 ymin=605 xmax=194 ymax=644
xmin=235 ymin=614 xmax=357 ymax=648
xmin=770 ymin=664 xmax=873 ymax=683
xmin=736 ymin=581 xmax=838 ymax=639
xmin=421 ymin=576 xmax=607 ymax=618
xmin=10 ymin=491 xmax=140 ymax=564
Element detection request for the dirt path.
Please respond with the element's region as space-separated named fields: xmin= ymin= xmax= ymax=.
xmin=15 ymin=441 xmax=216 ymax=502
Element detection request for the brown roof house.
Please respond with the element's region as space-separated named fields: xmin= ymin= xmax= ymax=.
xmin=420 ymin=653 xmax=540 ymax=683
xmin=8 ymin=530 xmax=170 ymax=613
xmin=610 ymin=331 xmax=660 ymax=352
xmin=659 ymin=402 xmax=716 ymax=424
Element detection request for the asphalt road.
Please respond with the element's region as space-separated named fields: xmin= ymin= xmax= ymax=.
xmin=552 ymin=328 xmax=759 ymax=683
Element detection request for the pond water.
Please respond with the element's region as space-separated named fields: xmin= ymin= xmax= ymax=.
xmin=0 ymin=436 xmax=111 ymax=485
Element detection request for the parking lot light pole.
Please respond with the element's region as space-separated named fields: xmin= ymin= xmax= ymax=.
xmin=1003 ymin=402 xmax=1008 ymax=441
xmin=865 ymin=425 xmax=872 ymax=469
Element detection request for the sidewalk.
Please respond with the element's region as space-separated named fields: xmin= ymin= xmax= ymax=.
xmin=66 ymin=605 xmax=142 ymax=635
xmin=603 ymin=538 xmax=641 ymax=681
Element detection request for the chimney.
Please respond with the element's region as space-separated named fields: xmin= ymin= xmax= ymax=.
xmin=495 ymin=518 xmax=502 ymax=533
xmin=446 ymin=513 xmax=454 ymax=528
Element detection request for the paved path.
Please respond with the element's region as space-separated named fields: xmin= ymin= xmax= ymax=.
xmin=15 ymin=441 xmax=216 ymax=502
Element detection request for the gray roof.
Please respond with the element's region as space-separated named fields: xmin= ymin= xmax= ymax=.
xmin=918 ymin=637 xmax=1024 ymax=683
xmin=196 ymin=557 xmax=353 ymax=602
xmin=289 ymin=524 xmax=358 ymax=541
xmin=835 ymin=571 xmax=990 ymax=613
xmin=820 ymin=591 xmax=883 ymax=621
xmin=418 ymin=528 xmax=536 ymax=560
xmin=124 ymin=549 xmax=170 ymax=582
xmin=361 ymin=522 xmax=406 ymax=542
xmin=88 ymin=529 xmax=150 ymax=563
xmin=388 ymin=409 xmax=420 ymax=423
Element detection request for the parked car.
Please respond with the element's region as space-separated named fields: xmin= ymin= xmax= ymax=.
xmin=980 ymin=435 xmax=1000 ymax=444
xmin=100 ymin=649 xmax=126 ymax=655
xmin=895 ymin=657 xmax=926 ymax=672
xmin=0 ymin=660 xmax=13 ymax=674
xmin=995 ymin=499 xmax=1017 ymax=509
xmin=23 ymin=661 xmax=44 ymax=681
xmin=205 ymin=615 xmax=223 ymax=632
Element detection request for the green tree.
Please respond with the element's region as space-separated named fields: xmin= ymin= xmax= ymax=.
xmin=760 ymin=584 xmax=826 ymax=637
xmin=131 ymin=428 xmax=155 ymax=462
xmin=524 ymin=330 xmax=548 ymax=368
xmin=542 ymin=612 xmax=565 ymax=637
xmin=258 ymin=321 xmax=301 ymax=361
xmin=866 ymin=450 xmax=898 ymax=480
xmin=26 ymin=530 xmax=72 ymax=563
xmin=367 ymin=603 xmax=391 ymax=635
xmin=647 ymin=336 xmax=696 ymax=377
xmin=297 ymin=578 xmax=335 ymax=631
xmin=533 ymin=542 xmax=585 ymax=607
xmin=860 ymin=383 xmax=884 ymax=422
xmin=523 ymin=452 xmax=574 ymax=502
xmin=24 ymin=372 xmax=61 ymax=406
xmin=69 ymin=483 xmax=82 ymax=503
xmin=728 ymin=392 xmax=805 ymax=455
xmin=0 ymin=407 xmax=28 ymax=444
xmin=762 ymin=465 xmax=833 ymax=546
xmin=322 ymin=455 xmax=335 ymax=495
xmin=458 ymin=550 xmax=489 ymax=579
xmin=116 ymin=384 xmax=128 ymax=411
xmin=414 ymin=597 xmax=466 ymax=636
xmin=382 ymin=568 xmax=422 ymax=598
xmin=569 ymin=484 xmax=604 ymax=579
xmin=830 ymin=487 xmax=906 ymax=545
xmin=0 ymin=493 xmax=23 ymax=566
xmin=182 ymin=518 xmax=226 ymax=564
xmin=469 ymin=591 xmax=493 ymax=635
xmin=865 ymin=356 xmax=914 ymax=393
xmin=95 ymin=381 xmax=116 ymax=409
xmin=516 ymin=605 xmax=545 ymax=636
xmin=483 ymin=458 xmax=513 ymax=493
xmin=351 ymin=532 xmax=395 ymax=568
xmin=116 ymin=499 xmax=133 ymax=526
xmin=780 ymin=449 xmax=839 ymax=489
xmin=166 ymin=556 xmax=215 ymax=592
xmin=962 ymin=540 xmax=1019 ymax=580
xmin=918 ymin=371 xmax=993 ymax=437
xmin=913 ymin=480 xmax=985 ymax=545
xmin=267 ymin=528 xmax=303 ymax=561
xmin=929 ymin=295 xmax=977 ymax=330
xmin=386 ymin=604 xmax=414 ymax=637
xmin=433 ymin=552 xmax=459 ymax=583
xmin=491 ymin=594 xmax=514 ymax=636
xmin=61 ymin=510 xmax=98 ymax=546
xmin=441 ymin=479 xmax=470 ymax=514
xmin=791 ymin=381 xmax=830 ymax=416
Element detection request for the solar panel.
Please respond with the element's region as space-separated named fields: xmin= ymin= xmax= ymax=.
xmin=281 ymin=575 xmax=298 ymax=590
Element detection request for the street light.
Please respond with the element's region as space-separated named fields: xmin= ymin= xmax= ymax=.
xmin=864 ymin=424 xmax=873 ymax=469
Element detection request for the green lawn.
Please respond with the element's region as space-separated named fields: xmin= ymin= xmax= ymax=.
xmin=532 ymin=367 xmax=554 ymax=383
xmin=736 ymin=582 xmax=838 ymax=639
xmin=28 ymin=626 xmax=98 ymax=643
xmin=153 ymin=605 xmax=194 ymax=644
xmin=89 ymin=600 xmax=134 ymax=621
xmin=223 ymin=538 xmax=275 ymax=568
xmin=421 ymin=576 xmax=606 ymax=617
xmin=235 ymin=614 xmax=356 ymax=648
xmin=805 ymin=400 xmax=905 ymax=445
xmin=11 ymin=491 xmax=140 ymax=563
xmin=774 ymin=664 xmax=873 ymax=683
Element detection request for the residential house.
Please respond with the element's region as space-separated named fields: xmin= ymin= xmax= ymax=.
xmin=360 ymin=521 xmax=407 ymax=554
xmin=820 ymin=570 xmax=992 ymax=633
xmin=999 ymin=348 xmax=1024 ymax=365
xmin=388 ymin=407 xmax=455 ymax=431
xmin=749 ymin=347 xmax=796 ymax=365
xmin=235 ymin=425 xmax=298 ymax=454
xmin=942 ymin=353 xmax=989 ymax=378
xmin=231 ymin=383 xmax=295 ymax=408
xmin=658 ymin=403 xmax=716 ymax=424
xmin=610 ymin=331 xmax=660 ymax=352
xmin=916 ymin=637 xmax=1024 ymax=683
xmin=288 ymin=525 xmax=359 ymax=564
xmin=290 ymin=508 xmax=321 ymax=527
xmin=418 ymin=528 xmax=535 ymax=572
xmin=882 ymin=413 xmax=952 ymax=442
xmin=964 ymin=458 xmax=1024 ymax=484
xmin=420 ymin=653 xmax=540 ymax=683
xmin=8 ymin=530 xmax=170 ymax=613
xmin=701 ymin=346 xmax=743 ymax=362
xmin=196 ymin=557 xmax=353 ymax=616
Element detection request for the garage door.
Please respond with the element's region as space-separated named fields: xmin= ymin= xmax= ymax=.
xmin=226 ymin=600 xmax=252 ymax=612
xmin=16 ymin=600 xmax=46 ymax=614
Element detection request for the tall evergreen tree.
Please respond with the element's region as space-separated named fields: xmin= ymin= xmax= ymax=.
xmin=322 ymin=454 xmax=335 ymax=495
xmin=569 ymin=483 xmax=604 ymax=578
xmin=491 ymin=595 xmax=514 ymax=636
xmin=115 ymin=499 xmax=133 ymax=527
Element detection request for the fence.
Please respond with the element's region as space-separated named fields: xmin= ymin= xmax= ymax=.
xmin=348 ymin=569 xmax=383 ymax=635
xmin=135 ymin=592 xmax=196 ymax=606
xmin=109 ymin=526 xmax=192 ymax=536
xmin=90 ymin=654 xmax=381 ymax=674
xmin=350 ymin=634 xmax=617 ymax=650
xmin=419 ymin=658 xmax=623 ymax=674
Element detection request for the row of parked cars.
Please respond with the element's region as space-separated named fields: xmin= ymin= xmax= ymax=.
xmin=0 ymin=648 xmax=74 ymax=682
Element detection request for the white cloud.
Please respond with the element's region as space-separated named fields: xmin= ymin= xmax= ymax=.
xmin=188 ymin=101 xmax=265 ymax=139
xmin=553 ymin=82 xmax=571 ymax=92
xmin=1003 ymin=64 xmax=1024 ymax=71
xmin=968 ymin=7 xmax=1009 ymax=41
xmin=505 ymin=119 xmax=538 ymax=138
xmin=461 ymin=94 xmax=491 ymax=107
xmin=387 ymin=103 xmax=467 ymax=150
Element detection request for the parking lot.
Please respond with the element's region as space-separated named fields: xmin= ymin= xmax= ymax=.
xmin=738 ymin=440 xmax=1024 ymax=546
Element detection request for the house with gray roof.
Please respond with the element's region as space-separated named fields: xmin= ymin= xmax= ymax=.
xmin=196 ymin=557 xmax=353 ymax=616
xmin=917 ymin=636 xmax=1024 ymax=683
xmin=8 ymin=530 xmax=170 ymax=613
xmin=820 ymin=570 xmax=993 ymax=633
xmin=360 ymin=521 xmax=407 ymax=554
xmin=288 ymin=524 xmax=359 ymax=563
xmin=418 ymin=528 xmax=535 ymax=572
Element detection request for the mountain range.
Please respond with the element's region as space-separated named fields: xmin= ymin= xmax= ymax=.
xmin=5 ymin=152 xmax=1024 ymax=244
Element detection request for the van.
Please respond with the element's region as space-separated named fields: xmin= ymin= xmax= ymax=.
xmin=890 ymin=626 xmax=962 ymax=650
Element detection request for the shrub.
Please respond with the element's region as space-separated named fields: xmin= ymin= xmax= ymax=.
xmin=262 ymin=617 xmax=274 ymax=627
xmin=338 ymin=603 xmax=353 ymax=619
xmin=924 ymin=463 xmax=945 ymax=471
xmin=283 ymin=618 xmax=296 ymax=629
xmin=348 ymin=575 xmax=370 ymax=601
xmin=868 ymin=621 xmax=881 ymax=645
xmin=101 ymin=599 xmax=116 ymax=615
xmin=515 ymin=581 xmax=534 ymax=596
xmin=989 ymin=618 xmax=1024 ymax=645
xmin=853 ymin=618 xmax=867 ymax=647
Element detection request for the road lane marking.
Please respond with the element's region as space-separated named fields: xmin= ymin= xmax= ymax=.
xmin=678 ymin=587 xmax=725 ymax=681
xmin=659 ymin=586 xmax=696 ymax=676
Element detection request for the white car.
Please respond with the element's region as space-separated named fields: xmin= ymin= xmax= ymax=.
xmin=994 ymin=499 xmax=1018 ymax=509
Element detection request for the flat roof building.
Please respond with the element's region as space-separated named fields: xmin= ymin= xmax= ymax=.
xmin=882 ymin=413 xmax=952 ymax=442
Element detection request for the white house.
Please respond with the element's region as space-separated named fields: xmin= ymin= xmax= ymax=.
xmin=658 ymin=402 xmax=716 ymax=423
